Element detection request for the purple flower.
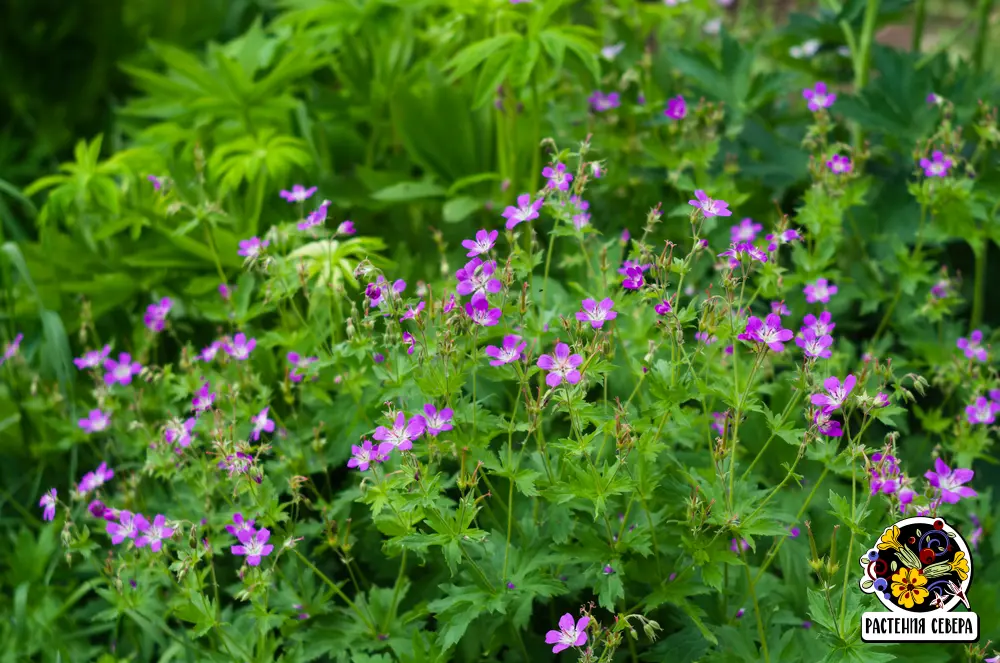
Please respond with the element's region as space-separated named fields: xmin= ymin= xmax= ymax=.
xmin=74 ymin=345 xmax=111 ymax=370
xmin=695 ymin=332 xmax=718 ymax=345
xmin=148 ymin=174 xmax=163 ymax=191
xmin=927 ymin=92 xmax=941 ymax=105
xmin=373 ymin=352 xmax=385 ymax=364
xmin=590 ymin=162 xmax=604 ymax=179
xmin=165 ymin=417 xmax=197 ymax=447
xmin=603 ymin=564 xmax=615 ymax=574
xmin=39 ymin=489 xmax=57 ymax=521
xmin=287 ymin=352 xmax=318 ymax=382
xmin=136 ymin=514 xmax=175 ymax=552
xmin=688 ymin=190 xmax=732 ymax=217
xmin=957 ymin=330 xmax=988 ymax=362
xmin=790 ymin=527 xmax=801 ymax=538
xmin=251 ymin=407 xmax=275 ymax=441
xmin=566 ymin=196 xmax=591 ymax=230
xmin=543 ymin=162 xmax=573 ymax=191
xmin=588 ymin=91 xmax=620 ymax=112
xmin=502 ymin=194 xmax=544 ymax=230
xmin=78 ymin=462 xmax=114 ymax=495
xmin=771 ymin=301 xmax=790 ymax=316
xmin=456 ymin=258 xmax=503 ymax=297
xmin=924 ymin=458 xmax=977 ymax=504
xmin=738 ymin=314 xmax=793 ymax=352
xmin=664 ymin=95 xmax=686 ymax=120
xmin=219 ymin=283 xmax=231 ymax=300
xmin=869 ymin=453 xmax=902 ymax=495
xmin=795 ymin=328 xmax=833 ymax=359
xmin=730 ymin=538 xmax=749 ymax=553
xmin=238 ymin=236 xmax=269 ymax=259
xmin=803 ymin=82 xmax=836 ymax=111
xmin=920 ymin=151 xmax=953 ymax=178
xmin=545 ymin=614 xmax=589 ymax=654
xmin=402 ymin=331 xmax=416 ymax=355
xmin=803 ymin=278 xmax=837 ymax=304
xmin=811 ymin=375 xmax=856 ymax=411
xmin=814 ymin=409 xmax=843 ymax=437
xmin=575 ymin=298 xmax=617 ymax=329
xmin=874 ymin=392 xmax=890 ymax=408
xmin=79 ymin=409 xmax=111 ymax=433
xmin=373 ymin=412 xmax=425 ymax=451
xmin=465 ymin=292 xmax=502 ymax=327
xmin=337 ymin=220 xmax=355 ymax=236
xmin=226 ymin=513 xmax=255 ymax=537
xmin=0 ymin=332 xmax=22 ymax=366
xmin=103 ymin=353 xmax=142 ymax=386
xmin=485 ymin=335 xmax=526 ymax=366
xmin=443 ymin=293 xmax=457 ymax=313
xmin=401 ymin=301 xmax=425 ymax=321
xmin=224 ymin=333 xmax=256 ymax=360
xmin=107 ymin=510 xmax=142 ymax=545
xmin=143 ymin=297 xmax=172 ymax=332
xmin=617 ymin=260 xmax=651 ymax=276
xmin=298 ymin=200 xmax=330 ymax=231
xmin=347 ymin=440 xmax=393 ymax=471
xmin=192 ymin=382 xmax=216 ymax=413
xmin=966 ymin=396 xmax=1000 ymax=425
xmin=736 ymin=608 xmax=745 ymax=619
xmin=537 ymin=343 xmax=583 ymax=387
xmin=731 ymin=218 xmax=762 ymax=243
xmin=280 ymin=185 xmax=317 ymax=203
xmin=827 ymin=155 xmax=852 ymax=174
xmin=765 ymin=228 xmax=802 ymax=252
xmin=462 ymin=229 xmax=499 ymax=257
xmin=420 ymin=404 xmax=454 ymax=436
xmin=197 ymin=341 xmax=222 ymax=363
xmin=718 ymin=242 xmax=768 ymax=266
xmin=232 ymin=528 xmax=274 ymax=566
xmin=655 ymin=300 xmax=672 ymax=315
xmin=621 ymin=266 xmax=645 ymax=290
xmin=219 ymin=452 xmax=254 ymax=477
xmin=711 ymin=412 xmax=728 ymax=434
xmin=802 ymin=311 xmax=835 ymax=336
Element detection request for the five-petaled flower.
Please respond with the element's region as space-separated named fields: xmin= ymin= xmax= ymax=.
xmin=226 ymin=513 xmax=256 ymax=537
xmin=461 ymin=229 xmax=499 ymax=257
xmin=731 ymin=218 xmax=762 ymax=243
xmin=814 ymin=408 xmax=843 ymax=437
xmin=104 ymin=353 xmax=143 ymax=386
xmin=588 ymin=90 xmax=620 ymax=112
xmin=280 ymin=184 xmax=317 ymax=203
xmin=164 ymin=417 xmax=197 ymax=447
xmin=924 ymin=458 xmax=977 ymax=504
xmin=576 ymin=298 xmax=617 ymax=329
xmin=664 ymin=95 xmax=686 ymax=120
xmin=537 ymin=343 xmax=584 ymax=387
xmin=238 ymin=236 xmax=269 ymax=259
xmin=39 ymin=488 xmax=57 ymax=521
xmin=502 ymin=194 xmax=544 ymax=230
xmin=920 ymin=151 xmax=953 ymax=178
xmin=373 ymin=413 xmax=426 ymax=451
xmin=891 ymin=567 xmax=928 ymax=609
xmin=739 ymin=314 xmax=793 ymax=352
xmin=827 ymin=155 xmax=852 ymax=174
xmin=192 ymin=382 xmax=216 ymax=413
xmin=465 ymin=292 xmax=502 ymax=326
xmin=79 ymin=409 xmax=111 ymax=433
xmin=136 ymin=514 xmax=175 ymax=552
xmin=544 ymin=613 xmax=589 ymax=654
xmin=811 ymin=374 xmax=856 ymax=411
xmin=78 ymin=462 xmax=114 ymax=495
xmin=654 ymin=300 xmax=672 ymax=315
xmin=456 ymin=258 xmax=503 ymax=297
xmin=419 ymin=404 xmax=454 ymax=436
xmin=485 ymin=335 xmax=527 ymax=366
xmin=802 ymin=311 xmax=836 ymax=336
xmin=347 ymin=440 xmax=392 ymax=471
xmin=543 ymin=163 xmax=573 ymax=191
xmin=621 ymin=265 xmax=645 ymax=290
xmin=298 ymin=199 xmax=330 ymax=231
xmin=689 ymin=190 xmax=732 ymax=218
xmin=107 ymin=510 xmax=142 ymax=545
xmin=251 ymin=407 xmax=275 ymax=441
xmin=803 ymin=278 xmax=837 ymax=304
xmin=956 ymin=330 xmax=988 ymax=361
xmin=232 ymin=528 xmax=274 ymax=566
xmin=803 ymin=82 xmax=836 ymax=111
xmin=74 ymin=345 xmax=111 ymax=370
xmin=966 ymin=396 xmax=1000 ymax=425
xmin=795 ymin=328 xmax=833 ymax=359
xmin=224 ymin=333 xmax=256 ymax=360
xmin=143 ymin=297 xmax=172 ymax=333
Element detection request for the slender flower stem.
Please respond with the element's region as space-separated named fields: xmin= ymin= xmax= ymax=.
xmin=745 ymin=564 xmax=770 ymax=663
xmin=973 ymin=0 xmax=996 ymax=73
xmin=851 ymin=0 xmax=881 ymax=149
xmin=292 ymin=549 xmax=375 ymax=632
xmin=912 ymin=0 xmax=927 ymax=51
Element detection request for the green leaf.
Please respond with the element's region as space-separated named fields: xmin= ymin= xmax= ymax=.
xmin=447 ymin=34 xmax=521 ymax=82
xmin=371 ymin=181 xmax=447 ymax=202
xmin=443 ymin=197 xmax=482 ymax=224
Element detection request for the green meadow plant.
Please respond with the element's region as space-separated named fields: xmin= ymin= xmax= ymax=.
xmin=2 ymin=1 xmax=1000 ymax=663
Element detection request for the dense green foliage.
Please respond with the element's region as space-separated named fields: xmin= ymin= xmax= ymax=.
xmin=2 ymin=1 xmax=1000 ymax=662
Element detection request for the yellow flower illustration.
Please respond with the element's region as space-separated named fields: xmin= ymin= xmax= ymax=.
xmin=877 ymin=525 xmax=902 ymax=551
xmin=949 ymin=551 xmax=969 ymax=581
xmin=891 ymin=567 xmax=929 ymax=609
